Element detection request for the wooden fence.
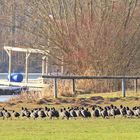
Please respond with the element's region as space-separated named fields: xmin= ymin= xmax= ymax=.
xmin=42 ymin=75 xmax=140 ymax=98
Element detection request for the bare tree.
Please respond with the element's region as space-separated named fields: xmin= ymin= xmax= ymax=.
xmin=0 ymin=0 xmax=140 ymax=76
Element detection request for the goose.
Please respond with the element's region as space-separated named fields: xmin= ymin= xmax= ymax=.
xmin=31 ymin=110 xmax=39 ymax=120
xmin=69 ymin=107 xmax=77 ymax=118
xmin=3 ymin=110 xmax=11 ymax=120
xmin=38 ymin=108 xmax=46 ymax=119
xmin=12 ymin=110 xmax=20 ymax=118
xmin=119 ymin=105 xmax=127 ymax=117
xmin=100 ymin=107 xmax=108 ymax=119
xmin=91 ymin=106 xmax=100 ymax=118
xmin=126 ymin=107 xmax=134 ymax=118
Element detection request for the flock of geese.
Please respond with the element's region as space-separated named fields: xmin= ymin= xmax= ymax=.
xmin=0 ymin=104 xmax=140 ymax=120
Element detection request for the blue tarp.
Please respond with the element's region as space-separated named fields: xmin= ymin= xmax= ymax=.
xmin=8 ymin=73 xmax=23 ymax=82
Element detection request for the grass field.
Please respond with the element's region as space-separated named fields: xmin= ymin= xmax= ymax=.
xmin=0 ymin=118 xmax=140 ymax=140
xmin=0 ymin=91 xmax=140 ymax=140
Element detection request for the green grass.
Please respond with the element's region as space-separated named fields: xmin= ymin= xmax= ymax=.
xmin=0 ymin=91 xmax=139 ymax=140
xmin=0 ymin=118 xmax=140 ymax=140
xmin=77 ymin=90 xmax=140 ymax=98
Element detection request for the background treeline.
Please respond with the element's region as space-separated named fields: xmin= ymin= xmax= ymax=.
xmin=0 ymin=0 xmax=140 ymax=91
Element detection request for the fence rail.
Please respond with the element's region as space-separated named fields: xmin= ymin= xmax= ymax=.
xmin=42 ymin=75 xmax=140 ymax=79
xmin=42 ymin=75 xmax=140 ymax=98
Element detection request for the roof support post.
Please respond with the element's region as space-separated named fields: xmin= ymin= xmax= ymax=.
xmin=25 ymin=52 xmax=31 ymax=84
xmin=4 ymin=48 xmax=12 ymax=84
xmin=42 ymin=56 xmax=46 ymax=75
xmin=8 ymin=50 xmax=12 ymax=84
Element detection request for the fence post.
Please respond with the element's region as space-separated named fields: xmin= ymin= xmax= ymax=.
xmin=122 ymin=79 xmax=126 ymax=97
xmin=72 ymin=79 xmax=76 ymax=95
xmin=54 ymin=78 xmax=58 ymax=98
xmin=134 ymin=79 xmax=138 ymax=93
